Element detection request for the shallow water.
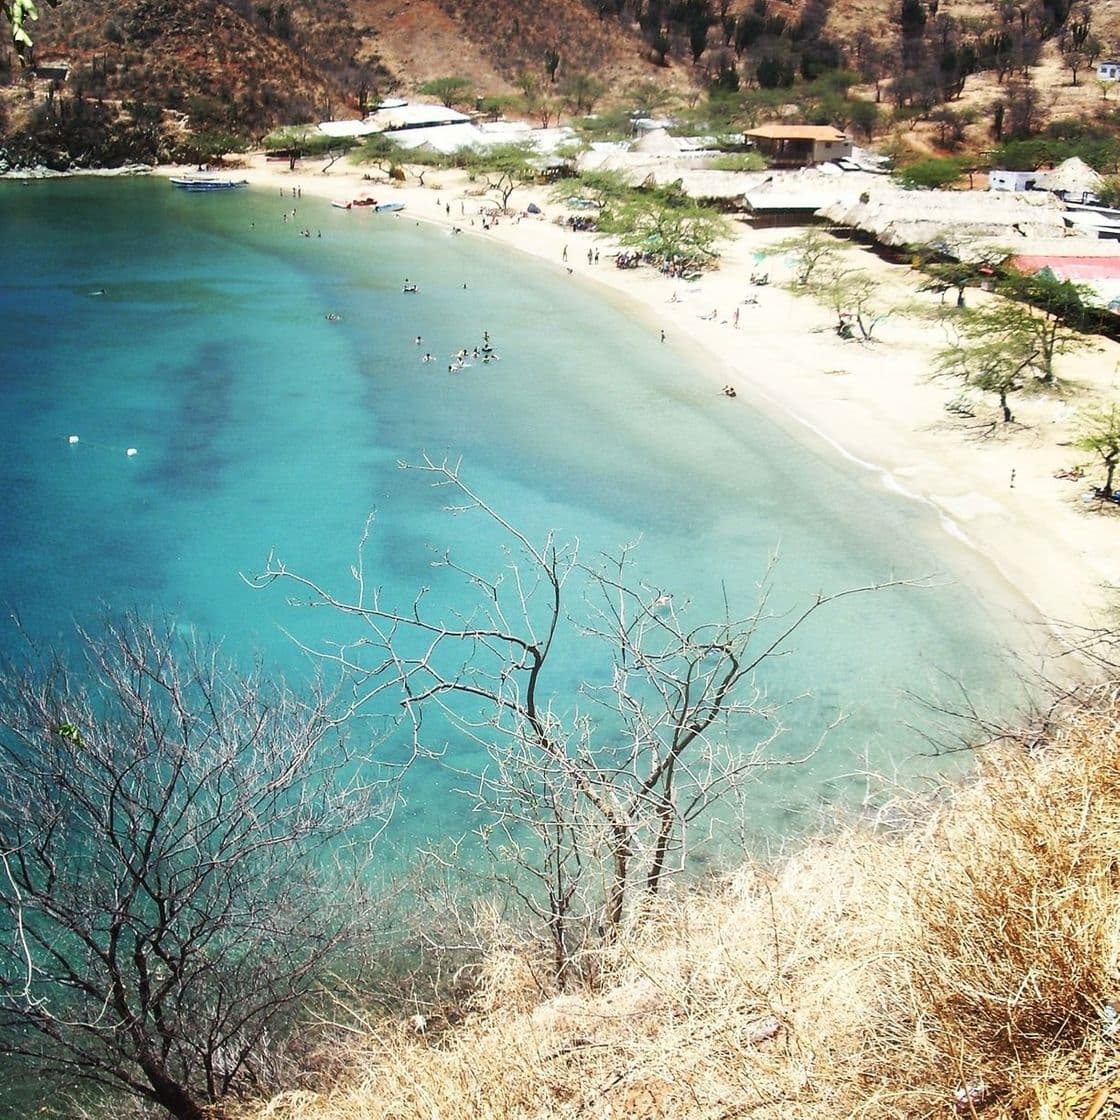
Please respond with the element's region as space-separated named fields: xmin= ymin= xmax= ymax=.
xmin=0 ymin=177 xmax=1035 ymax=858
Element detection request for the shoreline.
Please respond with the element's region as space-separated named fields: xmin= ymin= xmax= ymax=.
xmin=159 ymin=154 xmax=1118 ymax=648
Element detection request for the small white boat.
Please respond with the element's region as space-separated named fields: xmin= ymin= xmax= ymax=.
xmin=169 ymin=175 xmax=248 ymax=191
xmin=331 ymin=199 xmax=352 ymax=209
xmin=374 ymin=201 xmax=406 ymax=213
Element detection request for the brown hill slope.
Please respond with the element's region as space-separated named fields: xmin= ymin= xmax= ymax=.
xmin=19 ymin=0 xmax=689 ymax=124
xmin=21 ymin=0 xmax=349 ymax=132
xmin=343 ymin=0 xmax=694 ymax=102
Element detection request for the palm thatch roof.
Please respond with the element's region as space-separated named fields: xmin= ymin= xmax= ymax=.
xmin=632 ymin=128 xmax=683 ymax=155
xmin=1039 ymin=156 xmax=1105 ymax=195
xmin=817 ymin=185 xmax=1072 ymax=258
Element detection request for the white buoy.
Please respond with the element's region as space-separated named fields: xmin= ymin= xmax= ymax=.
xmin=126 ymin=448 xmax=138 ymax=457
xmin=68 ymin=435 xmax=79 ymax=444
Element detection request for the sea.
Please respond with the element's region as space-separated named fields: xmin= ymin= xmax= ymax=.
xmin=0 ymin=174 xmax=1038 ymax=856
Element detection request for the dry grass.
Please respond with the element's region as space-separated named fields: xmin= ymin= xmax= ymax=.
xmin=237 ymin=683 xmax=1120 ymax=1119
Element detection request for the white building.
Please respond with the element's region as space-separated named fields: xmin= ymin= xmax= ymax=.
xmin=1097 ymin=59 xmax=1120 ymax=81
xmin=988 ymin=168 xmax=1041 ymax=192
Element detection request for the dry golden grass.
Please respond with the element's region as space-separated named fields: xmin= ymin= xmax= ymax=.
xmin=238 ymin=680 xmax=1120 ymax=1120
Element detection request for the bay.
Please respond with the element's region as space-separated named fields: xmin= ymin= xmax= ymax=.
xmin=0 ymin=175 xmax=1033 ymax=855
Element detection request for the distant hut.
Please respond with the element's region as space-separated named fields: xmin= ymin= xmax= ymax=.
xmin=743 ymin=125 xmax=852 ymax=167
xmin=817 ymin=185 xmax=1070 ymax=259
xmin=1039 ymin=157 xmax=1105 ymax=205
xmin=631 ymin=128 xmax=684 ymax=156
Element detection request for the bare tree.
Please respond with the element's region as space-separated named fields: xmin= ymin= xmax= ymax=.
xmin=0 ymin=617 xmax=394 ymax=1119
xmin=249 ymin=458 xmax=902 ymax=983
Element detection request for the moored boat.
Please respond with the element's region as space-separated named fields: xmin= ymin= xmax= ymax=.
xmin=374 ymin=201 xmax=406 ymax=213
xmin=170 ymin=175 xmax=248 ymax=191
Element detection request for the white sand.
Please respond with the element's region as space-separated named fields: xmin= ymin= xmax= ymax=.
xmin=162 ymin=154 xmax=1120 ymax=644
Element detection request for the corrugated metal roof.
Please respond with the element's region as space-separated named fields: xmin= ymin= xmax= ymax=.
xmin=371 ymin=103 xmax=471 ymax=130
xmin=1011 ymin=255 xmax=1120 ymax=280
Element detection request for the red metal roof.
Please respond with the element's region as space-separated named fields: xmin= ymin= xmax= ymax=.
xmin=1011 ymin=255 xmax=1120 ymax=280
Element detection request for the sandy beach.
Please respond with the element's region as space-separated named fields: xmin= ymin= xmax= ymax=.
xmin=165 ymin=153 xmax=1119 ymax=650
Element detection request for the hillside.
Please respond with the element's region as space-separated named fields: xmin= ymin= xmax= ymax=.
xmin=7 ymin=0 xmax=1120 ymax=167
xmin=350 ymin=0 xmax=681 ymax=97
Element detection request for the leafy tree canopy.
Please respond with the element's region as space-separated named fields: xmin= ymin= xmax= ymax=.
xmin=895 ymin=156 xmax=968 ymax=190
xmin=418 ymin=75 xmax=474 ymax=110
xmin=3 ymin=0 xmax=56 ymax=60
xmin=597 ymin=183 xmax=732 ymax=265
xmin=991 ymin=133 xmax=1120 ymax=173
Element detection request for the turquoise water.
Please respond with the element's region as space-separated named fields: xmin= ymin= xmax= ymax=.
xmin=1 ymin=177 xmax=1033 ymax=854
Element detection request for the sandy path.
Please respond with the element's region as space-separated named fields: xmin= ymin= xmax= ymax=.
xmin=161 ymin=154 xmax=1120 ymax=647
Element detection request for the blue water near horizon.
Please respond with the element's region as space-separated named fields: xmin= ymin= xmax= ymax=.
xmin=0 ymin=176 xmax=1037 ymax=858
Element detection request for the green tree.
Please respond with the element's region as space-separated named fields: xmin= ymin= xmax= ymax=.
xmin=459 ymin=141 xmax=538 ymax=211
xmin=3 ymin=0 xmax=56 ymax=60
xmin=771 ymin=226 xmax=843 ymax=287
xmin=597 ymin=182 xmax=732 ymax=265
xmin=917 ymin=256 xmax=1000 ymax=308
xmin=1074 ymin=401 xmax=1120 ymax=496
xmin=545 ymin=47 xmax=561 ymax=82
xmin=476 ymin=94 xmax=515 ymax=121
xmin=403 ymin=144 xmax=453 ymax=185
xmin=895 ymin=156 xmax=967 ymax=190
xmin=707 ymin=151 xmax=767 ymax=171
xmin=996 ymin=271 xmax=1097 ymax=383
xmin=935 ymin=315 xmax=1033 ymax=424
xmin=848 ymin=97 xmax=881 ymax=141
xmin=818 ymin=265 xmax=893 ymax=341
xmin=560 ymin=168 xmax=631 ymax=209
xmin=418 ymin=75 xmax=474 ymax=109
xmin=626 ymin=80 xmax=675 ymax=118
xmin=517 ymin=70 xmax=541 ymax=112
xmin=561 ymin=72 xmax=605 ymax=115
xmin=358 ymin=131 xmax=405 ymax=176
xmin=1097 ymin=176 xmax=1120 ymax=208
xmin=179 ymin=129 xmax=249 ymax=169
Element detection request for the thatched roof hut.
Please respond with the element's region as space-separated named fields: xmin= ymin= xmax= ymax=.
xmin=1040 ymin=156 xmax=1104 ymax=197
xmin=632 ymin=128 xmax=683 ymax=155
xmin=817 ymin=185 xmax=1072 ymax=258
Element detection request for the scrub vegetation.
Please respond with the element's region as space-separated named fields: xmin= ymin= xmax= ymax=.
xmin=228 ymin=662 xmax=1120 ymax=1120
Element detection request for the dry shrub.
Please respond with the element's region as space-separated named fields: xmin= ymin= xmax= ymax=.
xmin=861 ymin=681 xmax=1120 ymax=1116
xmin=237 ymin=681 xmax=1120 ymax=1120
